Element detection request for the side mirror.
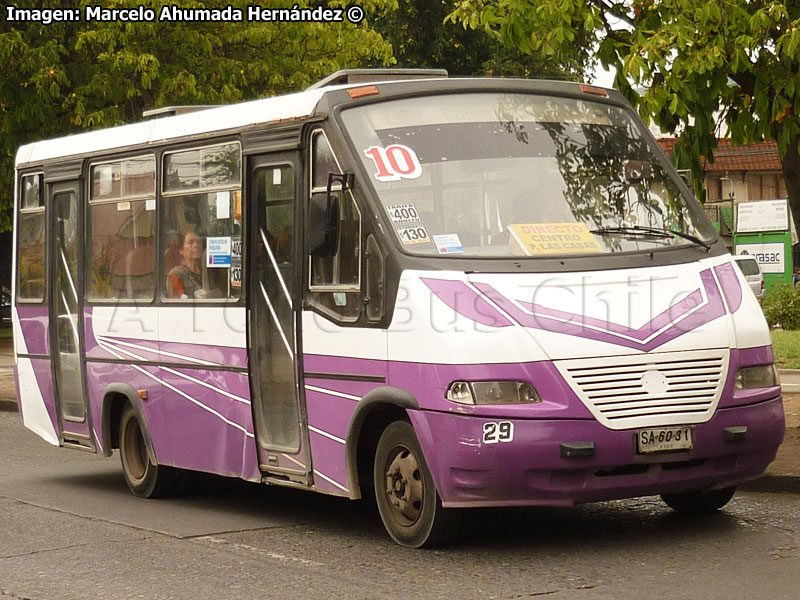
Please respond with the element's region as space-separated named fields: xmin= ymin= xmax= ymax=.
xmin=309 ymin=191 xmax=340 ymax=258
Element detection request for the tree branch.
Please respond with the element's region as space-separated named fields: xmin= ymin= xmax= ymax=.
xmin=587 ymin=0 xmax=635 ymax=29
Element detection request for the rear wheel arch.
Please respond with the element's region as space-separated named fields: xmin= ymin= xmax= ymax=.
xmin=101 ymin=384 xmax=154 ymax=463
xmin=345 ymin=386 xmax=419 ymax=500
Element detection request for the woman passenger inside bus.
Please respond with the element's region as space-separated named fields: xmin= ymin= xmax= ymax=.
xmin=166 ymin=228 xmax=208 ymax=299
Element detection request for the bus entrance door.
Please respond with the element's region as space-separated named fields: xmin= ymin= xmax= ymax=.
xmin=247 ymin=154 xmax=311 ymax=484
xmin=49 ymin=179 xmax=92 ymax=449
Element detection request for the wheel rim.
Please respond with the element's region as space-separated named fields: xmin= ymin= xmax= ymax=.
xmin=123 ymin=415 xmax=148 ymax=484
xmin=383 ymin=444 xmax=424 ymax=527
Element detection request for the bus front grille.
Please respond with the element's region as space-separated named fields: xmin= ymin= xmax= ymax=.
xmin=556 ymin=349 xmax=729 ymax=430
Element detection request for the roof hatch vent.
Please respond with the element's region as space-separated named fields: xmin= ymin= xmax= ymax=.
xmin=142 ymin=105 xmax=221 ymax=119
xmin=306 ymin=68 xmax=448 ymax=90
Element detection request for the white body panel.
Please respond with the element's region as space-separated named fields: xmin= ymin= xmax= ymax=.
xmin=387 ymin=254 xmax=768 ymax=365
xmin=302 ymin=310 xmax=387 ymax=359
xmin=13 ymin=308 xmax=58 ymax=445
xmin=91 ymin=306 xmax=246 ymax=350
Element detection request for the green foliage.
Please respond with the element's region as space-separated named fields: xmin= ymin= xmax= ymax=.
xmin=761 ymin=283 xmax=800 ymax=330
xmin=449 ymin=1 xmax=800 ymax=232
xmin=0 ymin=0 xmax=395 ymax=231
xmin=372 ymin=0 xmax=589 ymax=78
xmin=770 ymin=328 xmax=800 ymax=368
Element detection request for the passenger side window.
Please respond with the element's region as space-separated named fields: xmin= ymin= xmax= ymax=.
xmin=87 ymin=156 xmax=156 ymax=300
xmin=308 ymin=131 xmax=361 ymax=320
xmin=161 ymin=143 xmax=243 ymax=301
xmin=17 ymin=173 xmax=46 ymax=301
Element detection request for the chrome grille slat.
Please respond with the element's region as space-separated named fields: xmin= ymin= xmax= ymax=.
xmin=569 ymin=359 xmax=723 ymax=377
xmin=556 ymin=349 xmax=729 ymax=430
xmin=595 ymin=396 xmax=715 ymax=409
xmin=592 ymin=390 xmax=717 ymax=404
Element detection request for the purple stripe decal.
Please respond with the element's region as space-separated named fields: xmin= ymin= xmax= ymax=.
xmin=303 ymin=378 xmax=383 ymax=399
xmin=422 ymin=278 xmax=513 ymax=328
xmin=162 ymin=368 xmax=253 ymax=432
xmin=471 ymin=268 xmax=727 ymax=352
xmin=714 ymin=262 xmax=743 ymax=313
xmin=308 ymin=433 xmax=349 ymax=495
xmin=83 ymin=308 xmax=117 ymax=360
xmin=159 ymin=368 xmax=252 ymax=477
xmin=306 ymin=353 xmax=593 ymax=418
xmin=306 ymin=389 xmax=358 ymax=440
xmin=17 ymin=305 xmax=49 ymax=355
xmin=90 ymin=332 xmax=248 ymax=367
xmin=160 ymin=340 xmax=248 ymax=367
xmin=737 ymin=345 xmax=775 ymax=365
xmin=303 ymin=354 xmax=388 ymax=378
xmin=104 ymin=337 xmax=160 ymax=353
xmin=29 ymin=358 xmax=58 ymax=433
xmin=96 ymin=337 xmax=160 ymax=361
xmin=518 ymin=289 xmax=704 ymax=341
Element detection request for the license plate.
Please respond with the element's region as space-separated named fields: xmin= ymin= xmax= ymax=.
xmin=637 ymin=427 xmax=693 ymax=454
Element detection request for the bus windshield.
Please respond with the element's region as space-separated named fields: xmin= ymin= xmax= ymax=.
xmin=341 ymin=92 xmax=716 ymax=257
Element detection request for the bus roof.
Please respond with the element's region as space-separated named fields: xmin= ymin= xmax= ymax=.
xmin=14 ymin=85 xmax=336 ymax=168
xmin=15 ymin=76 xmax=613 ymax=168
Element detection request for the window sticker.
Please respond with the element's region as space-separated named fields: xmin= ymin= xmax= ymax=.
xmin=386 ymin=203 xmax=421 ymax=224
xmin=230 ymin=235 xmax=242 ymax=287
xmin=116 ymin=201 xmax=131 ymax=211
xmin=216 ymin=191 xmax=230 ymax=219
xmin=433 ymin=233 xmax=464 ymax=254
xmin=396 ymin=224 xmax=430 ymax=245
xmin=364 ymin=144 xmax=422 ymax=182
xmin=508 ymin=222 xmax=604 ymax=256
xmin=207 ymin=236 xmax=232 ymax=267
xmin=145 ymin=199 xmax=156 ymax=211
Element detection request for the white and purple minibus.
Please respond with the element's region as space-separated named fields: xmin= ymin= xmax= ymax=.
xmin=12 ymin=70 xmax=785 ymax=547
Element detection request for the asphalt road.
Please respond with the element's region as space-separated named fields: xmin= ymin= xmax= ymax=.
xmin=1 ymin=407 xmax=800 ymax=600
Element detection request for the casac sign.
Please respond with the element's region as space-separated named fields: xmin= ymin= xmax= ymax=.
xmin=735 ymin=242 xmax=784 ymax=274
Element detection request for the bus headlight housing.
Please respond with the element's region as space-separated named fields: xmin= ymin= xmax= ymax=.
xmin=446 ymin=381 xmax=542 ymax=405
xmin=734 ymin=364 xmax=778 ymax=389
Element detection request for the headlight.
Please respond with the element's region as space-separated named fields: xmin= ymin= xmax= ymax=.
xmin=734 ymin=364 xmax=778 ymax=389
xmin=446 ymin=381 xmax=542 ymax=405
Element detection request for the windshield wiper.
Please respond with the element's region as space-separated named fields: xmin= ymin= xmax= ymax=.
xmin=590 ymin=225 xmax=711 ymax=251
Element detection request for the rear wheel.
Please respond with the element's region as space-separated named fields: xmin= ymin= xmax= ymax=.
xmin=661 ymin=486 xmax=737 ymax=515
xmin=373 ymin=421 xmax=459 ymax=548
xmin=119 ymin=403 xmax=182 ymax=498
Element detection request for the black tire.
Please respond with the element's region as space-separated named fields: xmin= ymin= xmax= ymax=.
xmin=373 ymin=421 xmax=460 ymax=548
xmin=118 ymin=403 xmax=182 ymax=498
xmin=661 ymin=486 xmax=737 ymax=515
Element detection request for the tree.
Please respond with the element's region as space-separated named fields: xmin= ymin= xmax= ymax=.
xmin=372 ymin=0 xmax=590 ymax=77
xmin=0 ymin=0 xmax=394 ymax=230
xmin=449 ymin=0 xmax=800 ymax=234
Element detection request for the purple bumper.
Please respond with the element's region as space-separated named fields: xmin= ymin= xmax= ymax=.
xmin=409 ymin=395 xmax=785 ymax=508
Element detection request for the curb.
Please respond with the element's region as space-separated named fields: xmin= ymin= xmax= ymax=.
xmin=740 ymin=475 xmax=800 ymax=495
xmin=0 ymin=399 xmax=18 ymax=413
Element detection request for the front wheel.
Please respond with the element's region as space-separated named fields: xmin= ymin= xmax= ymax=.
xmin=119 ymin=403 xmax=184 ymax=498
xmin=661 ymin=486 xmax=737 ymax=515
xmin=373 ymin=420 xmax=459 ymax=548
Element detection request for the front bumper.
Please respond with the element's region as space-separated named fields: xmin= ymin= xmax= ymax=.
xmin=409 ymin=395 xmax=785 ymax=508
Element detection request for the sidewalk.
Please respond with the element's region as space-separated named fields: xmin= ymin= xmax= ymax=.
xmin=1 ymin=335 xmax=798 ymax=491
xmin=0 ymin=335 xmax=16 ymax=413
